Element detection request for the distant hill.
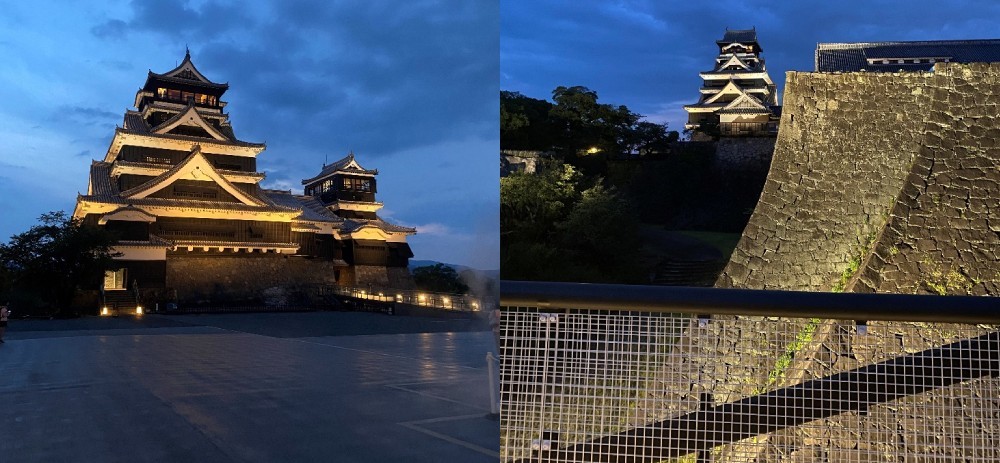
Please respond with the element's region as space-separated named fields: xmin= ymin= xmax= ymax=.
xmin=409 ymin=260 xmax=499 ymax=280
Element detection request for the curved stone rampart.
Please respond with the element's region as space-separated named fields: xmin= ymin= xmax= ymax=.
xmin=705 ymin=63 xmax=1000 ymax=461
xmin=719 ymin=63 xmax=999 ymax=295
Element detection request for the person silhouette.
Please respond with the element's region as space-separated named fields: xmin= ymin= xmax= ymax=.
xmin=0 ymin=303 xmax=9 ymax=343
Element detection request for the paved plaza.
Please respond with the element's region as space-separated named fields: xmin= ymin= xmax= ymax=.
xmin=0 ymin=311 xmax=499 ymax=462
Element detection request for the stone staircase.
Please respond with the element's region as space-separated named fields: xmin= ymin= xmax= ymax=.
xmin=651 ymin=259 xmax=727 ymax=287
xmin=102 ymin=289 xmax=138 ymax=314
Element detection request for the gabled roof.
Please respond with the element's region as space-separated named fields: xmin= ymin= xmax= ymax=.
xmin=150 ymin=101 xmax=230 ymax=141
xmin=144 ymin=49 xmax=229 ymax=91
xmin=719 ymin=93 xmax=770 ymax=113
xmin=97 ymin=206 xmax=158 ymax=224
xmin=815 ymin=39 xmax=1000 ymax=72
xmin=119 ymin=145 xmax=266 ymax=206
xmin=78 ymin=162 xmax=297 ymax=215
xmin=703 ymin=80 xmax=757 ymax=105
xmin=301 ymin=152 xmax=379 ymax=186
xmin=716 ymin=54 xmax=756 ymax=72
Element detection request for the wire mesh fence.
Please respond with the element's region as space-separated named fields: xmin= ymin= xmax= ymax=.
xmin=500 ymin=305 xmax=1000 ymax=462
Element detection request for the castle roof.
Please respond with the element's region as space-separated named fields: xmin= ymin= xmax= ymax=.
xmin=717 ymin=28 xmax=761 ymax=53
xmin=719 ymin=29 xmax=758 ymax=45
xmin=143 ymin=49 xmax=229 ymax=93
xmin=301 ymin=152 xmax=379 ymax=186
xmin=816 ymin=39 xmax=1000 ymax=72
xmin=81 ymin=160 xmax=297 ymax=215
xmin=262 ymin=189 xmax=415 ymax=235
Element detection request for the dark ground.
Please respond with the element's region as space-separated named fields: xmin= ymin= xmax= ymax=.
xmin=0 ymin=310 xmax=499 ymax=463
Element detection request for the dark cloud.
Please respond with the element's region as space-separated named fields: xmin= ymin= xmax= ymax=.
xmin=92 ymin=0 xmax=498 ymax=161
xmin=54 ymin=106 xmax=120 ymax=128
xmin=75 ymin=150 xmax=91 ymax=158
xmin=98 ymin=59 xmax=134 ymax=71
xmin=91 ymin=19 xmax=128 ymax=39
xmin=502 ymin=0 xmax=1000 ymax=129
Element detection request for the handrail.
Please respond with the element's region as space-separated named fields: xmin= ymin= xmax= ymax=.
xmin=500 ymin=280 xmax=1000 ymax=324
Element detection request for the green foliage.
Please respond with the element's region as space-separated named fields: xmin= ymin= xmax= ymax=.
xmin=0 ymin=211 xmax=118 ymax=316
xmin=759 ymin=318 xmax=821 ymax=393
xmin=500 ymin=90 xmax=555 ymax=150
xmin=500 ymin=161 xmax=643 ymax=283
xmin=832 ymin=228 xmax=878 ymax=293
xmin=501 ymin=161 xmax=582 ymax=243
xmin=924 ymin=264 xmax=975 ymax=295
xmin=500 ymin=87 xmax=678 ymax=163
xmin=412 ymin=263 xmax=469 ymax=294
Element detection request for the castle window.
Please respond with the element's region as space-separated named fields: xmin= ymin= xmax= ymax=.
xmin=358 ymin=179 xmax=372 ymax=192
xmin=343 ymin=178 xmax=353 ymax=190
xmin=157 ymin=88 xmax=166 ymax=98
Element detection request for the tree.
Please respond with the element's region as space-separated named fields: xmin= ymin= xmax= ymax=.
xmin=629 ymin=121 xmax=678 ymax=157
xmin=500 ymin=91 xmax=555 ymax=150
xmin=0 ymin=211 xmax=118 ymax=316
xmin=412 ymin=264 xmax=470 ymax=294
xmin=500 ymin=160 xmax=582 ymax=243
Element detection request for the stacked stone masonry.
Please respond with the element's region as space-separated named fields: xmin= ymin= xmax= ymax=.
xmin=718 ymin=63 xmax=999 ymax=294
xmin=704 ymin=63 xmax=1000 ymax=461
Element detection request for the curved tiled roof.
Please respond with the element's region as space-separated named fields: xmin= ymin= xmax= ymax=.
xmin=123 ymin=112 xmax=151 ymax=133
xmin=83 ymin=160 xmax=296 ymax=214
xmin=149 ymin=101 xmax=231 ymax=141
xmin=117 ymin=234 xmax=173 ymax=248
xmin=117 ymin=147 xmax=266 ymax=206
xmin=301 ymin=153 xmax=378 ymax=185
xmin=145 ymin=51 xmax=228 ymax=91
xmin=342 ymin=218 xmax=416 ymax=234
xmin=815 ymin=39 xmax=1000 ymax=72
xmin=262 ymin=189 xmax=414 ymax=234
xmin=115 ymin=127 xmax=265 ymax=149
xmin=718 ymin=29 xmax=758 ymax=45
xmin=264 ymin=190 xmax=344 ymax=224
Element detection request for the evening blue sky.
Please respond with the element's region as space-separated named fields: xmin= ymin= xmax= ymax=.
xmin=502 ymin=0 xmax=1000 ymax=132
xmin=0 ymin=0 xmax=499 ymax=270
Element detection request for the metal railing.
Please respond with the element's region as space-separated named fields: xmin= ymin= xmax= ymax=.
xmin=720 ymin=121 xmax=778 ymax=137
xmin=500 ymin=281 xmax=1000 ymax=462
xmin=324 ymin=285 xmax=492 ymax=312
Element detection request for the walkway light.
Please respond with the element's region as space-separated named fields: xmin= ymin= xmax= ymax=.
xmin=101 ymin=307 xmax=109 ymax=316
xmin=135 ymin=306 xmax=143 ymax=315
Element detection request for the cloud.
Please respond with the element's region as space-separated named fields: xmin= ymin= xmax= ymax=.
xmin=91 ymin=19 xmax=128 ymax=39
xmin=90 ymin=0 xmax=499 ymax=160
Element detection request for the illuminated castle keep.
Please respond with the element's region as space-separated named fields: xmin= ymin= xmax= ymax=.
xmin=73 ymin=51 xmax=415 ymax=306
xmin=684 ymin=28 xmax=780 ymax=138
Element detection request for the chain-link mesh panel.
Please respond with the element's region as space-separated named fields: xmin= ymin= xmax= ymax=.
xmin=500 ymin=307 xmax=1000 ymax=463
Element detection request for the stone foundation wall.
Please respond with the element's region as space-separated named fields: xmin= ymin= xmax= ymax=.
xmin=350 ymin=265 xmax=415 ymax=289
xmin=714 ymin=137 xmax=775 ymax=174
xmin=706 ymin=63 xmax=1000 ymax=461
xmin=719 ymin=63 xmax=999 ymax=293
xmin=166 ymin=255 xmax=367 ymax=304
xmin=717 ymin=70 xmax=936 ymax=291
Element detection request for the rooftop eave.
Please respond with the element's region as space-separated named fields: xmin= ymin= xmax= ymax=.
xmin=104 ymin=130 xmax=265 ymax=162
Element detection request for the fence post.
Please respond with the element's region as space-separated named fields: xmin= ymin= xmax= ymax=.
xmin=487 ymin=352 xmax=499 ymax=416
